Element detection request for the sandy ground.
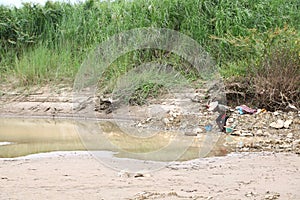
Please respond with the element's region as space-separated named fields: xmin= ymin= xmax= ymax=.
xmin=0 ymin=151 xmax=300 ymax=200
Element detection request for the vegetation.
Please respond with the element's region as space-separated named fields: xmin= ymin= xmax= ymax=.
xmin=0 ymin=0 xmax=299 ymax=108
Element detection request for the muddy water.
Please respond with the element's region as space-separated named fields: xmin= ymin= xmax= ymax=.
xmin=0 ymin=118 xmax=233 ymax=161
xmin=0 ymin=118 xmax=84 ymax=158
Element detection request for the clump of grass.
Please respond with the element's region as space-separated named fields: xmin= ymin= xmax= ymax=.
xmin=13 ymin=44 xmax=80 ymax=85
xmin=127 ymin=81 xmax=165 ymax=105
xmin=110 ymin=62 xmax=191 ymax=105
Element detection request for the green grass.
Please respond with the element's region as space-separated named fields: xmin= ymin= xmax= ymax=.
xmin=13 ymin=43 xmax=81 ymax=85
xmin=0 ymin=0 xmax=299 ymax=86
xmin=110 ymin=61 xmax=191 ymax=105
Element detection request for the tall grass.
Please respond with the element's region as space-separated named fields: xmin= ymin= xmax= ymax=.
xmin=0 ymin=0 xmax=299 ymax=85
xmin=14 ymin=43 xmax=80 ymax=85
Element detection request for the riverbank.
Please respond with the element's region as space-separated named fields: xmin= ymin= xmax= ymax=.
xmin=1 ymin=84 xmax=299 ymax=157
xmin=0 ymin=84 xmax=300 ymax=199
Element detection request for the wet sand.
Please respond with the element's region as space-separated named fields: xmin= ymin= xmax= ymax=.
xmin=0 ymin=151 xmax=299 ymax=200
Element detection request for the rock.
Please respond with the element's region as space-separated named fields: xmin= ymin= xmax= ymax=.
xmin=241 ymin=131 xmax=253 ymax=137
xmin=256 ymin=129 xmax=264 ymax=136
xmin=118 ymin=170 xmax=150 ymax=178
xmin=270 ymin=119 xmax=284 ymax=129
xmin=191 ymin=94 xmax=205 ymax=102
xmin=145 ymin=117 xmax=152 ymax=123
xmin=194 ymin=127 xmax=203 ymax=134
xmin=293 ymin=139 xmax=300 ymax=147
xmin=118 ymin=170 xmax=130 ymax=178
xmin=169 ymin=110 xmax=175 ymax=117
xmin=263 ymin=131 xmax=271 ymax=137
xmin=245 ymin=192 xmax=253 ymax=197
xmin=207 ymin=101 xmax=218 ymax=111
xmin=274 ymin=139 xmax=283 ymax=145
xmin=136 ymin=122 xmax=143 ymax=127
xmin=231 ymin=130 xmax=241 ymax=136
xmin=283 ymin=119 xmax=293 ymax=129
xmin=185 ymin=132 xmax=197 ymax=136
xmin=264 ymin=192 xmax=280 ymax=200
xmin=134 ymin=173 xmax=144 ymax=178
xmin=273 ymin=111 xmax=280 ymax=116
xmin=242 ymin=147 xmax=250 ymax=151
xmin=245 ymin=191 xmax=257 ymax=197
xmin=94 ymin=96 xmax=114 ymax=113
xmin=279 ymin=144 xmax=292 ymax=149
xmin=293 ymin=139 xmax=300 ymax=144
xmin=287 ymin=133 xmax=293 ymax=139
xmin=172 ymin=112 xmax=178 ymax=118
xmin=227 ymin=117 xmax=234 ymax=123
xmin=252 ymin=143 xmax=261 ymax=149
xmin=162 ymin=118 xmax=170 ymax=125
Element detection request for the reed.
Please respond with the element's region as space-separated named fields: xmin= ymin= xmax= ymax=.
xmin=0 ymin=0 xmax=299 ymax=85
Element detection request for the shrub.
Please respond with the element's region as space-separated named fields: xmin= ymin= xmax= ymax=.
xmin=224 ymin=26 xmax=300 ymax=111
xmin=252 ymin=47 xmax=299 ymax=111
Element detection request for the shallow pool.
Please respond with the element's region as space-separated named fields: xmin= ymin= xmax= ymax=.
xmin=0 ymin=117 xmax=232 ymax=161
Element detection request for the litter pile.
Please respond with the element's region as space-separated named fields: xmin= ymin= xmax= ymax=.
xmin=133 ymin=95 xmax=300 ymax=155
xmin=204 ymin=101 xmax=300 ymax=154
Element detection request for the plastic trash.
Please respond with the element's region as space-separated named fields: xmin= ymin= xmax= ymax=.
xmin=237 ymin=141 xmax=244 ymax=148
xmin=225 ymin=127 xmax=234 ymax=133
xmin=255 ymin=108 xmax=267 ymax=114
xmin=237 ymin=107 xmax=244 ymax=115
xmin=236 ymin=105 xmax=257 ymax=114
xmin=205 ymin=124 xmax=213 ymax=132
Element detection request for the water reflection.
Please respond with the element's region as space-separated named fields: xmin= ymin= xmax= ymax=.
xmin=0 ymin=118 xmax=231 ymax=161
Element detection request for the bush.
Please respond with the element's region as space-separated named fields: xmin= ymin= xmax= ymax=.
xmin=252 ymin=47 xmax=299 ymax=111
xmin=225 ymin=27 xmax=300 ymax=111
